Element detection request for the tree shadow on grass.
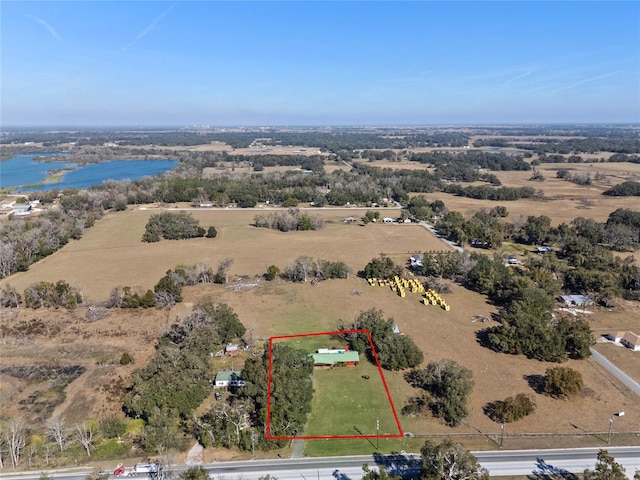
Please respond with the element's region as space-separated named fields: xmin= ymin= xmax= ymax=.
xmin=475 ymin=329 xmax=493 ymax=349
xmin=524 ymin=374 xmax=545 ymax=394
xmin=528 ymin=458 xmax=579 ymax=480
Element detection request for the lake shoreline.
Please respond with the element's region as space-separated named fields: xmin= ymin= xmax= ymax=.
xmin=1 ymin=154 xmax=178 ymax=192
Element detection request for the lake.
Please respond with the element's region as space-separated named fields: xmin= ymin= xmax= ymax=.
xmin=0 ymin=154 xmax=178 ymax=191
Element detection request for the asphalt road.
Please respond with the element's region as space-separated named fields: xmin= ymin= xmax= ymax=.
xmin=590 ymin=348 xmax=640 ymax=397
xmin=2 ymin=447 xmax=639 ymax=480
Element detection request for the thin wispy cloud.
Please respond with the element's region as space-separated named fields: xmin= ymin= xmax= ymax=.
xmin=123 ymin=4 xmax=175 ymax=50
xmin=499 ymin=71 xmax=531 ymax=87
xmin=26 ymin=14 xmax=62 ymax=41
xmin=557 ymin=71 xmax=623 ymax=91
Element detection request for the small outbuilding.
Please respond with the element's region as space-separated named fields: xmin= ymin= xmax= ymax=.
xmin=225 ymin=343 xmax=239 ymax=356
xmin=559 ymin=295 xmax=594 ymax=307
xmin=12 ymin=205 xmax=32 ymax=216
xmin=409 ymin=253 xmax=424 ymax=270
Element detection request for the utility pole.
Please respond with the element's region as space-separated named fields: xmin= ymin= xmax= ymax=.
xmin=607 ymin=411 xmax=625 ymax=445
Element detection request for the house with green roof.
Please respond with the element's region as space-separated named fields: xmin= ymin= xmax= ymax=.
xmin=311 ymin=350 xmax=359 ymax=367
xmin=214 ymin=370 xmax=245 ymax=388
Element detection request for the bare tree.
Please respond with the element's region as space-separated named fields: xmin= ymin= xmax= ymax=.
xmin=194 ymin=263 xmax=214 ymax=284
xmin=0 ymin=431 xmax=5 ymax=469
xmin=75 ymin=423 xmax=94 ymax=456
xmin=216 ymin=258 xmax=234 ymax=284
xmin=212 ymin=400 xmax=250 ymax=446
xmin=283 ymin=256 xmax=315 ymax=282
xmin=0 ymin=242 xmax=16 ymax=279
xmin=47 ymin=417 xmax=69 ymax=454
xmin=0 ymin=284 xmax=21 ymax=308
xmin=154 ymin=290 xmax=177 ymax=309
xmin=5 ymin=417 xmax=27 ymax=469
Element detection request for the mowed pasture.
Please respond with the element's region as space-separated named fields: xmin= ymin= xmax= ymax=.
xmin=0 ymin=207 xmax=451 ymax=301
xmin=397 ymin=161 xmax=640 ymax=226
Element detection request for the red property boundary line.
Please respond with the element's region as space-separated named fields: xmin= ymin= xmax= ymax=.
xmin=265 ymin=329 xmax=404 ymax=441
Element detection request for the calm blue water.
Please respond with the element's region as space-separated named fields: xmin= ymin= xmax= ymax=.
xmin=1 ymin=154 xmax=178 ymax=191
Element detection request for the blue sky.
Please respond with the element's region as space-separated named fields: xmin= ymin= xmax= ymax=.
xmin=2 ymin=1 xmax=639 ymax=126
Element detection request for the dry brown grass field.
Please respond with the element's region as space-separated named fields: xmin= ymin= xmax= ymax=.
xmin=417 ymin=161 xmax=640 ymax=225
xmin=2 ymin=156 xmax=640 ymax=457
xmin=0 ymin=207 xmax=447 ymax=301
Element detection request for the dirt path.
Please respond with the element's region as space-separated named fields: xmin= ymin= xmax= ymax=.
xmin=291 ymin=439 xmax=304 ymax=458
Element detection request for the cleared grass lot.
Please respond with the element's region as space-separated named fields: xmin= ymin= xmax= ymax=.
xmin=270 ymin=334 xmax=401 ymax=440
xmin=304 ymin=361 xmax=401 ymax=437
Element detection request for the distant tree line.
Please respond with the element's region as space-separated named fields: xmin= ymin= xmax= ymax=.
xmin=516 ymin=136 xmax=640 ymax=155
xmin=281 ymin=256 xmax=352 ymax=283
xmin=254 ymin=208 xmax=324 ymax=232
xmin=442 ymin=184 xmax=537 ymax=201
xmin=409 ymin=150 xmax=532 ymax=171
xmin=2 ymin=128 xmax=638 ymax=282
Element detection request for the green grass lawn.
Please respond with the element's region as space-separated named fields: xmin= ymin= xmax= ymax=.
xmin=304 ymin=361 xmax=401 ymax=438
xmin=303 ymin=436 xmax=424 ymax=457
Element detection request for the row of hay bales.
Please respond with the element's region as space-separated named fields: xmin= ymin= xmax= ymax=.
xmin=423 ymin=289 xmax=450 ymax=311
xmin=366 ymin=276 xmax=450 ymax=311
xmin=367 ymin=276 xmax=426 ymax=295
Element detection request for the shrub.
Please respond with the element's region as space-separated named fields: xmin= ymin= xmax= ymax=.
xmin=265 ymin=265 xmax=280 ymax=281
xmin=100 ymin=415 xmax=127 ymax=438
xmin=93 ymin=438 xmax=127 ymax=458
xmin=543 ymin=366 xmax=584 ymax=398
xmin=119 ymin=353 xmax=134 ymax=365
xmin=206 ymin=226 xmax=218 ymax=238
xmin=484 ymin=393 xmax=536 ymax=423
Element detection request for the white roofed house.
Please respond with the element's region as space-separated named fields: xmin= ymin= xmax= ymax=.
xmin=214 ymin=370 xmax=245 ymax=388
xmin=12 ymin=204 xmax=32 ymax=216
xmin=620 ymin=332 xmax=640 ymax=351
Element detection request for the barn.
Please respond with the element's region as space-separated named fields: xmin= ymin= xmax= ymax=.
xmin=311 ymin=349 xmax=359 ymax=368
